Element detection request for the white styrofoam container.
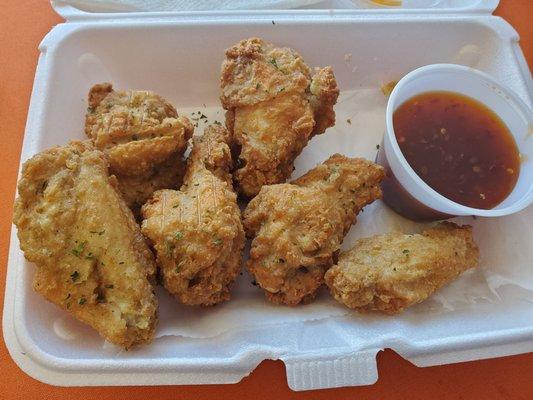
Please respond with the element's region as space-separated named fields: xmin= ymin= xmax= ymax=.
xmin=3 ymin=0 xmax=533 ymax=391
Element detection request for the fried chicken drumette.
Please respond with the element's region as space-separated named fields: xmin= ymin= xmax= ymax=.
xmin=325 ymin=222 xmax=479 ymax=314
xmin=141 ymin=125 xmax=245 ymax=306
xmin=85 ymin=83 xmax=193 ymax=213
xmin=243 ymin=154 xmax=385 ymax=306
xmin=220 ymin=37 xmax=339 ymax=197
xmin=13 ymin=141 xmax=158 ymax=348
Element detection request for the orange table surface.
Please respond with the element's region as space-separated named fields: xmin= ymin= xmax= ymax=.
xmin=1 ymin=1 xmax=532 ymax=399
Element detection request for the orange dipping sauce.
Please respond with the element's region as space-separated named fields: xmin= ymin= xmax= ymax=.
xmin=393 ymin=91 xmax=520 ymax=209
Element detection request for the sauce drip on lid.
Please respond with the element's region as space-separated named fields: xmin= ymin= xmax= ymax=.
xmin=393 ymin=91 xmax=520 ymax=209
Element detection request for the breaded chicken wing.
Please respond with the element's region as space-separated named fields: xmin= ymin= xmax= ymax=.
xmin=141 ymin=125 xmax=245 ymax=306
xmin=324 ymin=222 xmax=479 ymax=314
xmin=220 ymin=37 xmax=339 ymax=197
xmin=85 ymin=83 xmax=194 ymax=212
xmin=243 ymin=154 xmax=385 ymax=305
xmin=116 ymin=155 xmax=186 ymax=213
xmin=13 ymin=141 xmax=158 ymax=348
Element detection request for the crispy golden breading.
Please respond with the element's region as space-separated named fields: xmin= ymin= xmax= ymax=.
xmin=243 ymin=154 xmax=385 ymax=306
xmin=85 ymin=83 xmax=193 ymax=177
xmin=85 ymin=83 xmax=193 ymax=210
xmin=309 ymin=66 xmax=338 ymax=136
xmin=13 ymin=141 xmax=158 ymax=348
xmin=220 ymin=37 xmax=339 ymax=197
xmin=116 ymin=155 xmax=186 ymax=216
xmin=141 ymin=125 xmax=245 ymax=306
xmin=324 ymin=222 xmax=479 ymax=314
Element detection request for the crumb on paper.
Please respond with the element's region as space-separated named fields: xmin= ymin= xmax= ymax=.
xmin=381 ymin=81 xmax=397 ymax=96
xmin=344 ymin=53 xmax=352 ymax=62
xmin=346 ymin=118 xmax=352 ymax=125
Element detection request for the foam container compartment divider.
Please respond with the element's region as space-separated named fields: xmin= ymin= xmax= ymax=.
xmin=3 ymin=0 xmax=533 ymax=391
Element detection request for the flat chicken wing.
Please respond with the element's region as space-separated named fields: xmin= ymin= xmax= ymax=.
xmin=13 ymin=141 xmax=158 ymax=348
xmin=141 ymin=125 xmax=245 ymax=306
xmin=221 ymin=37 xmax=339 ymax=197
xmin=243 ymin=154 xmax=385 ymax=306
xmin=324 ymin=222 xmax=479 ymax=314
xmin=85 ymin=83 xmax=194 ymax=212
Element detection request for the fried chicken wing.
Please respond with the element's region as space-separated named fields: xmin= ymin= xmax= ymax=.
xmin=85 ymin=83 xmax=194 ymax=212
xmin=13 ymin=141 xmax=158 ymax=348
xmin=324 ymin=222 xmax=479 ymax=314
xmin=243 ymin=154 xmax=385 ymax=305
xmin=141 ymin=125 xmax=245 ymax=306
xmin=220 ymin=37 xmax=339 ymax=197
xmin=116 ymin=155 xmax=186 ymax=213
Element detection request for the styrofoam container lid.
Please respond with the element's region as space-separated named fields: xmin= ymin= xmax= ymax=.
xmin=52 ymin=0 xmax=501 ymax=21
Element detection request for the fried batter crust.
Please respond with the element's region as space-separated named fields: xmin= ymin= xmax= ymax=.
xmin=13 ymin=141 xmax=158 ymax=348
xmin=116 ymin=155 xmax=186 ymax=216
xmin=85 ymin=83 xmax=193 ymax=210
xmin=243 ymin=154 xmax=385 ymax=305
xmin=220 ymin=37 xmax=339 ymax=197
xmin=141 ymin=125 xmax=245 ymax=306
xmin=324 ymin=222 xmax=479 ymax=314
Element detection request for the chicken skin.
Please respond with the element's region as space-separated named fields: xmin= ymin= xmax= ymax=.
xmin=325 ymin=222 xmax=479 ymax=314
xmin=243 ymin=154 xmax=385 ymax=306
xmin=141 ymin=125 xmax=245 ymax=306
xmin=220 ymin=37 xmax=339 ymax=197
xmin=85 ymin=83 xmax=194 ymax=213
xmin=13 ymin=141 xmax=158 ymax=348
xmin=116 ymin=155 xmax=186 ymax=213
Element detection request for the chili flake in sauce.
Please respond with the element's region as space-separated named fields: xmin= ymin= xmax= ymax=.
xmin=393 ymin=91 xmax=520 ymax=209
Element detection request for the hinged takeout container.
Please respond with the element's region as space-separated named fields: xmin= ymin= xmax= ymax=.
xmin=3 ymin=0 xmax=532 ymax=391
